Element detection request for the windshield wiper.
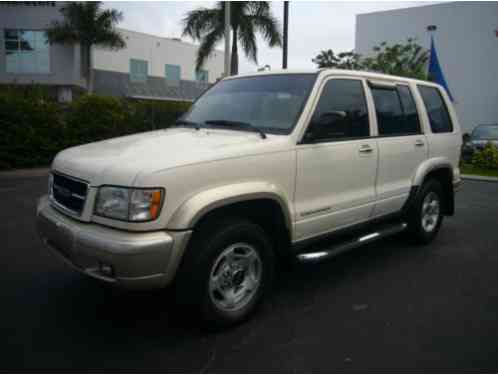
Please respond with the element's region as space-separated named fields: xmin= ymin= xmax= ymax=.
xmin=171 ymin=119 xmax=202 ymax=130
xmin=204 ymin=120 xmax=267 ymax=139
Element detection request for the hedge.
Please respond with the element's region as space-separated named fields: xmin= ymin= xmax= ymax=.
xmin=0 ymin=88 xmax=191 ymax=170
xmin=472 ymin=142 xmax=498 ymax=170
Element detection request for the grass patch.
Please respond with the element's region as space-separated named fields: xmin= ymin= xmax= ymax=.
xmin=460 ymin=163 xmax=498 ymax=178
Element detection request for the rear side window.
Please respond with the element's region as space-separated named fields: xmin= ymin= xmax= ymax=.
xmin=397 ymin=85 xmax=421 ymax=134
xmin=371 ymin=85 xmax=421 ymax=136
xmin=418 ymin=85 xmax=453 ymax=133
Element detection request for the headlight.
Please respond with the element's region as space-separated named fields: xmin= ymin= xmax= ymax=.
xmin=94 ymin=186 xmax=164 ymax=222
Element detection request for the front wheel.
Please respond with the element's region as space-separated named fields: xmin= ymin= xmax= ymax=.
xmin=407 ymin=179 xmax=444 ymax=244
xmin=175 ymin=218 xmax=274 ymax=329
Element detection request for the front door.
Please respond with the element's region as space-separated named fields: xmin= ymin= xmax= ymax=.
xmin=294 ymin=78 xmax=378 ymax=242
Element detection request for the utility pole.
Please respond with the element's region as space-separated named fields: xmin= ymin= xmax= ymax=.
xmin=224 ymin=1 xmax=231 ymax=76
xmin=282 ymin=1 xmax=289 ymax=69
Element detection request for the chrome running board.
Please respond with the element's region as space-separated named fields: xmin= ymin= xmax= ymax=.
xmin=296 ymin=222 xmax=407 ymax=263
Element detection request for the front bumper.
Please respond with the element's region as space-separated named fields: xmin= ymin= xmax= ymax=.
xmin=36 ymin=195 xmax=191 ymax=290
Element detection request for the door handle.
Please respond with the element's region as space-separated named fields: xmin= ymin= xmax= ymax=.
xmin=358 ymin=145 xmax=373 ymax=154
xmin=415 ymin=139 xmax=425 ymax=147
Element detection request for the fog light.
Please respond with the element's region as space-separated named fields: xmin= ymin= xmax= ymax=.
xmin=99 ymin=262 xmax=114 ymax=277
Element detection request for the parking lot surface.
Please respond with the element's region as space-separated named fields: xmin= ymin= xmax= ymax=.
xmin=1 ymin=175 xmax=498 ymax=372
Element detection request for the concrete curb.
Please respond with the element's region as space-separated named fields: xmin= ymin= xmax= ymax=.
xmin=461 ymin=174 xmax=498 ymax=182
xmin=0 ymin=167 xmax=50 ymax=179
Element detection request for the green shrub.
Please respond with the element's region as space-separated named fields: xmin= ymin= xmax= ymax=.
xmin=472 ymin=142 xmax=498 ymax=170
xmin=66 ymin=95 xmax=130 ymax=144
xmin=0 ymin=90 xmax=191 ymax=170
xmin=0 ymin=89 xmax=65 ymax=169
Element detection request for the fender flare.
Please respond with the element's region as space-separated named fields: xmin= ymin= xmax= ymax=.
xmin=166 ymin=181 xmax=293 ymax=234
xmin=412 ymin=157 xmax=454 ymax=187
xmin=403 ymin=157 xmax=455 ymax=215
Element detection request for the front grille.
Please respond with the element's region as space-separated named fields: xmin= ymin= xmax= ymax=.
xmin=51 ymin=173 xmax=88 ymax=215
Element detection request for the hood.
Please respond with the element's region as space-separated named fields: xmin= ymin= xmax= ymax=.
xmin=52 ymin=128 xmax=288 ymax=186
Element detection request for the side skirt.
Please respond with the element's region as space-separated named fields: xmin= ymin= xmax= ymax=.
xmin=295 ymin=221 xmax=407 ymax=264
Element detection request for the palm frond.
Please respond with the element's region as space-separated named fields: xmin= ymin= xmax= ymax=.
xmin=195 ymin=26 xmax=224 ymax=72
xmin=47 ymin=1 xmax=124 ymax=48
xmin=238 ymin=17 xmax=258 ymax=64
xmin=182 ymin=8 xmax=221 ymax=40
xmin=250 ymin=14 xmax=282 ymax=47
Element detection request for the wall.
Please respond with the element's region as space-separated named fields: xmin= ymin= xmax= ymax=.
xmin=355 ymin=2 xmax=498 ymax=133
xmin=93 ymin=28 xmax=224 ymax=83
xmin=0 ymin=2 xmax=86 ymax=88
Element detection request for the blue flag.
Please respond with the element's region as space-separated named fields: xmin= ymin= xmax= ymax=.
xmin=428 ymin=36 xmax=454 ymax=101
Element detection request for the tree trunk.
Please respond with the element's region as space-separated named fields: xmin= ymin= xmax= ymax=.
xmin=230 ymin=28 xmax=238 ymax=75
xmin=87 ymin=44 xmax=94 ymax=94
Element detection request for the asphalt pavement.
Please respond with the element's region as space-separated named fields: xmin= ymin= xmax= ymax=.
xmin=1 ymin=174 xmax=498 ymax=372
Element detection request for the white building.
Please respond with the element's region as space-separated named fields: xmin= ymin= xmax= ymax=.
xmin=355 ymin=2 xmax=498 ymax=134
xmin=0 ymin=2 xmax=224 ymax=102
xmin=92 ymin=28 xmax=224 ymax=102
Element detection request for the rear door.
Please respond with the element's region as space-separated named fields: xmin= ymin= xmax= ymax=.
xmin=368 ymin=82 xmax=427 ymax=218
xmin=294 ymin=77 xmax=378 ymax=241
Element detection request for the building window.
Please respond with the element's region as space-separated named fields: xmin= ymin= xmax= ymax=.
xmin=130 ymin=58 xmax=148 ymax=82
xmin=196 ymin=69 xmax=208 ymax=83
xmin=4 ymin=29 xmax=50 ymax=74
xmin=165 ymin=64 xmax=181 ymax=86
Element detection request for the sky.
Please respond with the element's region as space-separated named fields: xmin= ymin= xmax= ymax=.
xmin=105 ymin=1 xmax=437 ymax=73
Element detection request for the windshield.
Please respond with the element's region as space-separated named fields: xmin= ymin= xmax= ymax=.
xmin=182 ymin=74 xmax=317 ymax=134
xmin=472 ymin=125 xmax=498 ymax=140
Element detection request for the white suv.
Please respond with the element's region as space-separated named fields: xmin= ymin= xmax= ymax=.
xmin=37 ymin=69 xmax=462 ymax=327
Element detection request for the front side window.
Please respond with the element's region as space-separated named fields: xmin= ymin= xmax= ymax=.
xmin=4 ymin=29 xmax=50 ymax=74
xmin=306 ymin=79 xmax=369 ymax=142
xmin=418 ymin=85 xmax=453 ymax=133
xmin=182 ymin=74 xmax=317 ymax=134
xmin=130 ymin=58 xmax=148 ymax=82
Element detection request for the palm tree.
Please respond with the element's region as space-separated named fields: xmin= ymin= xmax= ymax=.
xmin=47 ymin=2 xmax=126 ymax=93
xmin=182 ymin=2 xmax=282 ymax=75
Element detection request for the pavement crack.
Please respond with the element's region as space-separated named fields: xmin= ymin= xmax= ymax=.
xmin=200 ymin=346 xmax=217 ymax=374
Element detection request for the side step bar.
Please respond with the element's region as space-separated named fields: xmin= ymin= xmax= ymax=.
xmin=296 ymin=222 xmax=407 ymax=263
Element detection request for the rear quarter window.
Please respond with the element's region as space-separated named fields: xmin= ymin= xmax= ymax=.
xmin=418 ymin=85 xmax=453 ymax=133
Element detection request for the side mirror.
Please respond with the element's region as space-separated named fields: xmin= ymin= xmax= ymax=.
xmin=303 ymin=110 xmax=347 ymax=143
xmin=316 ymin=111 xmax=347 ymax=126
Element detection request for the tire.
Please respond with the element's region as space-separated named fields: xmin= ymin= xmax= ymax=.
xmin=174 ymin=218 xmax=275 ymax=329
xmin=407 ymin=179 xmax=444 ymax=245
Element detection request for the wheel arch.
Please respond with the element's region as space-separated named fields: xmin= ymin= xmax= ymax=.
xmin=408 ymin=158 xmax=455 ymax=216
xmin=167 ymin=182 xmax=293 ymax=234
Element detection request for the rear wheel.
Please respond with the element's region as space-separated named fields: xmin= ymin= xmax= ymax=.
xmin=175 ymin=218 xmax=274 ymax=329
xmin=407 ymin=179 xmax=444 ymax=244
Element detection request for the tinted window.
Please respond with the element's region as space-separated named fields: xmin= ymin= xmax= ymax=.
xmin=308 ymin=79 xmax=369 ymax=141
xmin=418 ymin=85 xmax=453 ymax=133
xmin=371 ymin=88 xmax=404 ymax=136
xmin=397 ymin=86 xmax=421 ymax=134
xmin=472 ymin=125 xmax=498 ymax=140
xmin=183 ymin=74 xmax=317 ymax=134
xmin=165 ymin=64 xmax=181 ymax=86
xmin=130 ymin=59 xmax=148 ymax=82
xmin=196 ymin=69 xmax=209 ymax=82
xmin=5 ymin=29 xmax=50 ymax=74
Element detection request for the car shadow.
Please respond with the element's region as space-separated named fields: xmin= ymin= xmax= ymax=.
xmin=18 ymin=232 xmax=431 ymax=370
